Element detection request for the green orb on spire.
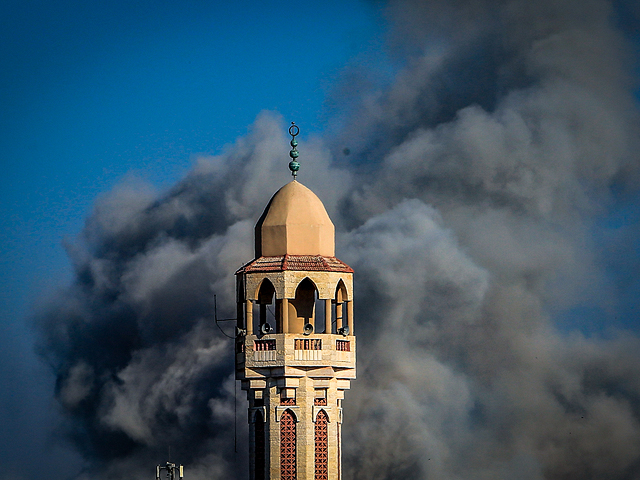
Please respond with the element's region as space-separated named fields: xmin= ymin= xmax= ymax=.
xmin=288 ymin=122 xmax=300 ymax=178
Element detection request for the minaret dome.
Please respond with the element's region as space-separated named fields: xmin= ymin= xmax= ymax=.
xmin=255 ymin=180 xmax=335 ymax=257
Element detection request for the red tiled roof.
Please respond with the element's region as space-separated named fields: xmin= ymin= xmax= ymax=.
xmin=236 ymin=255 xmax=354 ymax=274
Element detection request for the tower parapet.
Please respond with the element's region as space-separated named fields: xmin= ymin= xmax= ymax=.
xmin=235 ymin=126 xmax=355 ymax=480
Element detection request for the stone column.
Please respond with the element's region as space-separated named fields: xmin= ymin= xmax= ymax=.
xmin=246 ymin=300 xmax=253 ymax=335
xmin=310 ymin=301 xmax=315 ymax=332
xmin=336 ymin=302 xmax=343 ymax=330
xmin=324 ymin=299 xmax=331 ymax=334
xmin=282 ymin=298 xmax=289 ymax=333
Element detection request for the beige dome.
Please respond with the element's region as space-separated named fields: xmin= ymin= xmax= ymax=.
xmin=255 ymin=180 xmax=335 ymax=257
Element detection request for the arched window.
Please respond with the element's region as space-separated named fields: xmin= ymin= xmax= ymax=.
xmin=315 ymin=410 xmax=329 ymax=480
xmin=280 ymin=409 xmax=296 ymax=479
xmin=255 ymin=410 xmax=265 ymax=480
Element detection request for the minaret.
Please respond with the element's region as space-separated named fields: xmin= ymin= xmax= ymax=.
xmin=235 ymin=124 xmax=356 ymax=480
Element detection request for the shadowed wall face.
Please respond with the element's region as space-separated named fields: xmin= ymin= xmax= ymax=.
xmin=34 ymin=0 xmax=640 ymax=479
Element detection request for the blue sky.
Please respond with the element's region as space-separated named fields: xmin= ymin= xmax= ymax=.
xmin=0 ymin=1 xmax=385 ymax=477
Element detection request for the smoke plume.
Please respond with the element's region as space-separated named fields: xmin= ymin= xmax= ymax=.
xmin=37 ymin=0 xmax=640 ymax=479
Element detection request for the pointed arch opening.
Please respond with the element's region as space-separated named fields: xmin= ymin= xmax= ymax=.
xmin=332 ymin=280 xmax=348 ymax=334
xmin=256 ymin=278 xmax=275 ymax=334
xmin=280 ymin=409 xmax=296 ymax=480
xmin=288 ymin=278 xmax=318 ymax=334
xmin=335 ymin=279 xmax=348 ymax=301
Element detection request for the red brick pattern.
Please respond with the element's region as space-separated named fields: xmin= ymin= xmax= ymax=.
xmin=315 ymin=410 xmax=328 ymax=480
xmin=280 ymin=409 xmax=296 ymax=480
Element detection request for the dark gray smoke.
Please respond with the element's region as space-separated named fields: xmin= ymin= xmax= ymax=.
xmin=37 ymin=1 xmax=640 ymax=479
xmin=36 ymin=114 xmax=351 ymax=479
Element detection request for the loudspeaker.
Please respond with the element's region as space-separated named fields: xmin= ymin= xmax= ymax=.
xmin=260 ymin=323 xmax=272 ymax=335
xmin=236 ymin=327 xmax=247 ymax=337
xmin=303 ymin=323 xmax=314 ymax=335
xmin=338 ymin=325 xmax=350 ymax=336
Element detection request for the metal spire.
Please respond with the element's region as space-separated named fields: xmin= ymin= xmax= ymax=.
xmin=288 ymin=122 xmax=300 ymax=179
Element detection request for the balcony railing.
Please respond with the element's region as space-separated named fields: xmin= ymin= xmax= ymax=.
xmin=243 ymin=336 xmax=354 ymax=364
xmin=294 ymin=338 xmax=322 ymax=360
xmin=294 ymin=339 xmax=322 ymax=350
xmin=254 ymin=339 xmax=276 ymax=361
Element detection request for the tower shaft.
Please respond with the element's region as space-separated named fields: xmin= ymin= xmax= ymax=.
xmin=236 ymin=262 xmax=355 ymax=480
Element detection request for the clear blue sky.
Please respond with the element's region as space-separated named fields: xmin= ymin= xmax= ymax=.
xmin=0 ymin=1 xmax=386 ymax=477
